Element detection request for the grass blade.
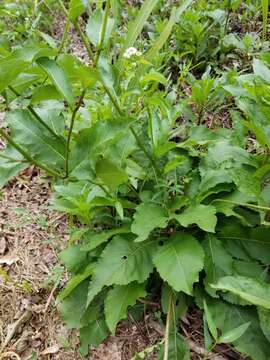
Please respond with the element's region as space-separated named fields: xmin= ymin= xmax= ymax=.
xmin=262 ymin=0 xmax=269 ymax=40
xmin=122 ymin=0 xmax=160 ymax=52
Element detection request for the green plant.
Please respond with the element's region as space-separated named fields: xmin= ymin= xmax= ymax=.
xmin=1 ymin=1 xmax=270 ymax=359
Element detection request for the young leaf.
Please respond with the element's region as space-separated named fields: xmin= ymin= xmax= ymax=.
xmin=81 ymin=227 xmax=130 ymax=252
xmin=211 ymin=276 xmax=270 ymax=309
xmin=153 ymin=233 xmax=204 ymax=295
xmin=174 ymin=204 xmax=217 ymax=233
xmin=104 ymin=283 xmax=146 ymax=334
xmin=219 ymin=322 xmax=251 ymax=344
xmin=87 ymin=236 xmax=156 ymax=306
xmin=68 ymin=0 xmax=87 ymax=22
xmin=203 ymin=300 xmax=218 ymax=341
xmin=86 ymin=9 xmax=114 ymax=47
xmin=131 ymin=202 xmax=168 ymax=242
xmin=95 ymin=158 xmax=128 ymax=192
xmin=37 ymin=57 xmax=75 ymax=105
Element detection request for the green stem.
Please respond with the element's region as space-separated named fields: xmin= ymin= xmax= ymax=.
xmin=57 ymin=19 xmax=70 ymax=58
xmin=129 ymin=125 xmax=161 ymax=176
xmin=163 ymin=291 xmax=173 ymax=360
xmin=74 ymin=22 xmax=95 ymax=63
xmin=0 ymin=128 xmax=61 ymax=177
xmin=213 ymin=199 xmax=270 ymax=212
xmin=65 ymin=90 xmax=86 ymax=177
xmin=94 ymin=0 xmax=111 ymax=67
xmin=8 ymin=85 xmax=65 ymax=144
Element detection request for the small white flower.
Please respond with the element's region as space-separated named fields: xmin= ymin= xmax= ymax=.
xmin=123 ymin=47 xmax=142 ymax=59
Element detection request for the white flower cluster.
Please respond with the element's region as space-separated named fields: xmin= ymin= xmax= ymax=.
xmin=123 ymin=47 xmax=142 ymax=59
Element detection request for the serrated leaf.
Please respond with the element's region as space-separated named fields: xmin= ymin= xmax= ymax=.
xmin=153 ymin=233 xmax=204 ymax=295
xmin=37 ymin=57 xmax=74 ymax=105
xmin=131 ymin=202 xmax=168 ymax=242
xmin=105 ymin=283 xmax=146 ymax=334
xmin=211 ymin=276 xmax=270 ymax=309
xmin=219 ymin=322 xmax=250 ymax=344
xmin=81 ymin=227 xmax=130 ymax=252
xmin=87 ymin=236 xmax=155 ymax=306
xmin=258 ymin=307 xmax=270 ymax=342
xmin=59 ymin=280 xmax=88 ymax=328
xmin=80 ymin=318 xmax=109 ymax=356
xmin=59 ymin=245 xmax=87 ymax=273
xmin=95 ymin=158 xmax=128 ymax=192
xmin=174 ymin=204 xmax=217 ymax=233
xmin=204 ymin=300 xmax=218 ymax=340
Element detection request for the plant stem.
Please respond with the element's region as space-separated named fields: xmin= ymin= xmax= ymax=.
xmin=0 ymin=128 xmax=61 ymax=177
xmin=74 ymin=22 xmax=95 ymax=63
xmin=129 ymin=125 xmax=161 ymax=176
xmin=213 ymin=199 xmax=270 ymax=212
xmin=8 ymin=85 xmax=65 ymax=144
xmin=224 ymin=0 xmax=232 ymax=35
xmin=57 ymin=19 xmax=70 ymax=58
xmin=94 ymin=0 xmax=111 ymax=67
xmin=163 ymin=291 xmax=173 ymax=360
xmin=65 ymin=90 xmax=86 ymax=177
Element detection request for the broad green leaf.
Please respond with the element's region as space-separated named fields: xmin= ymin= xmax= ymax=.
xmin=57 ymin=265 xmax=92 ymax=301
xmin=6 ymin=109 xmax=65 ymax=167
xmin=209 ymin=301 xmax=270 ymax=360
xmin=0 ymin=147 xmax=27 ymax=188
xmin=59 ymin=280 xmax=88 ymax=328
xmin=219 ymin=322 xmax=251 ymax=344
xmin=95 ymin=158 xmax=128 ymax=192
xmin=68 ymin=0 xmax=87 ymax=22
xmin=174 ymin=204 xmax=217 ymax=233
xmin=253 ymin=58 xmax=270 ymax=83
xmin=219 ymin=222 xmax=270 ymax=264
xmin=86 ymin=9 xmax=114 ymax=46
xmin=59 ymin=245 xmax=87 ymax=273
xmin=37 ymin=57 xmax=75 ymax=105
xmin=161 ymin=284 xmax=187 ymax=318
xmin=105 ymin=283 xmax=146 ymax=334
xmin=80 ymin=318 xmax=109 ymax=356
xmin=211 ymin=276 xmax=270 ymax=309
xmin=131 ymin=202 xmax=168 ymax=242
xmin=202 ymin=235 xmax=233 ymax=297
xmin=258 ymin=307 xmax=270 ymax=342
xmin=87 ymin=236 xmax=156 ymax=306
xmin=153 ymin=233 xmax=204 ymax=295
xmin=140 ymin=70 xmax=167 ymax=86
xmin=81 ymin=227 xmax=130 ymax=252
xmin=203 ymin=300 xmax=218 ymax=340
xmin=31 ymin=85 xmax=63 ymax=103
xmin=122 ymin=0 xmax=160 ymax=51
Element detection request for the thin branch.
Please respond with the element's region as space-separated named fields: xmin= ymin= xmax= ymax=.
xmin=65 ymin=90 xmax=86 ymax=177
xmin=8 ymin=86 xmax=65 ymax=144
xmin=94 ymin=0 xmax=111 ymax=66
xmin=0 ymin=128 xmax=61 ymax=178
